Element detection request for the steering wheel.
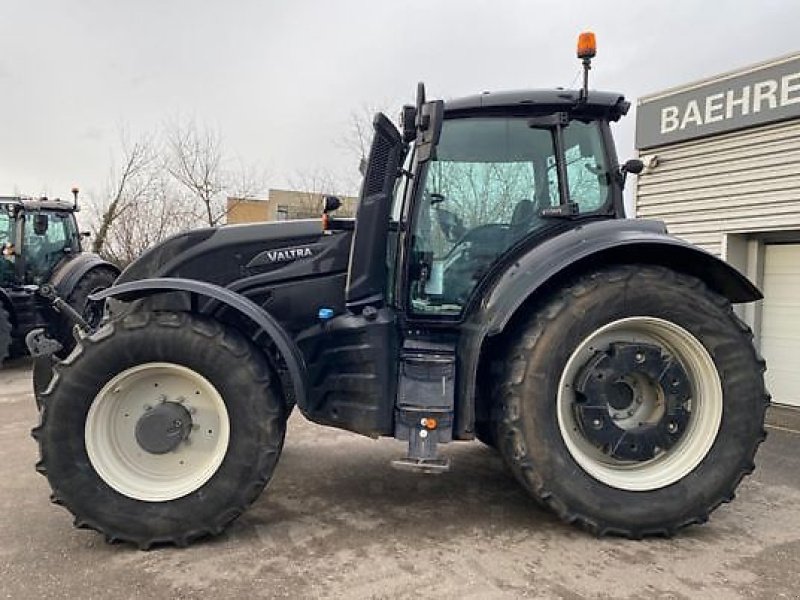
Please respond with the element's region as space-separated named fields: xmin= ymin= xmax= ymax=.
xmin=442 ymin=223 xmax=509 ymax=259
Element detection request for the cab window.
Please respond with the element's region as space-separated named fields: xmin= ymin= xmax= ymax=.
xmin=548 ymin=120 xmax=611 ymax=212
xmin=24 ymin=212 xmax=72 ymax=282
xmin=0 ymin=212 xmax=11 ymax=247
xmin=408 ymin=117 xmax=610 ymax=316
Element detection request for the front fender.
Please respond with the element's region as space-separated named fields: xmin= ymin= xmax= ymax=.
xmin=90 ymin=278 xmax=308 ymax=409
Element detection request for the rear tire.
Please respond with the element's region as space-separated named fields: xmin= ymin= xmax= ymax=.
xmin=32 ymin=311 xmax=286 ymax=548
xmin=495 ymin=265 xmax=768 ymax=537
xmin=0 ymin=305 xmax=10 ymax=367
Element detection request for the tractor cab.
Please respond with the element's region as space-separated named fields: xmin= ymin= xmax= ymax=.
xmin=319 ymin=38 xmax=642 ymax=469
xmin=394 ymin=88 xmax=633 ymax=318
xmin=0 ymin=194 xmax=83 ymax=286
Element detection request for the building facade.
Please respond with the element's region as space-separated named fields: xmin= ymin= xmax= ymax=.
xmin=226 ymin=188 xmax=358 ymax=225
xmin=634 ymin=53 xmax=800 ymax=408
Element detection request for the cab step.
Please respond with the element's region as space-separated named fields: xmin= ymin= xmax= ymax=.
xmin=392 ymin=340 xmax=455 ymax=474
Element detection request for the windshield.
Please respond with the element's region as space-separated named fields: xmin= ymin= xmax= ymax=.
xmin=0 ymin=211 xmax=14 ymax=284
xmin=0 ymin=211 xmax=12 ymax=246
xmin=408 ymin=116 xmax=611 ymax=315
xmin=23 ymin=210 xmax=76 ymax=283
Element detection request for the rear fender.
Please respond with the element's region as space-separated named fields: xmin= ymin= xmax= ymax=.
xmin=457 ymin=218 xmax=762 ymax=439
xmin=51 ymin=254 xmax=120 ymax=298
xmin=484 ymin=219 xmax=760 ymax=335
xmin=90 ymin=278 xmax=308 ymax=409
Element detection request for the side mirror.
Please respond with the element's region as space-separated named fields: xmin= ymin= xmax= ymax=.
xmin=617 ymin=158 xmax=645 ymax=189
xmin=322 ymin=195 xmax=341 ymax=214
xmin=33 ymin=214 xmax=49 ymax=236
xmin=622 ymin=159 xmax=644 ymax=175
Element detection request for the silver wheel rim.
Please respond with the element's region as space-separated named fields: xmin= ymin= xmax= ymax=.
xmin=557 ymin=317 xmax=723 ymax=492
xmin=85 ymin=362 xmax=230 ymax=502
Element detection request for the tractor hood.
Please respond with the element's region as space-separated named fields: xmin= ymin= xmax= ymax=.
xmin=117 ymin=220 xmax=354 ymax=289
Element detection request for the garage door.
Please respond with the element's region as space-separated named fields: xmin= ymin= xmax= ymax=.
xmin=760 ymin=244 xmax=800 ymax=407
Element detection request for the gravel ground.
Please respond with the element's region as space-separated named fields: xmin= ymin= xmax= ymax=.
xmin=1 ymin=357 xmax=799 ymax=600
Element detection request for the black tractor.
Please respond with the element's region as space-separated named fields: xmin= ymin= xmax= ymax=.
xmin=32 ymin=35 xmax=768 ymax=549
xmin=0 ymin=190 xmax=119 ymax=365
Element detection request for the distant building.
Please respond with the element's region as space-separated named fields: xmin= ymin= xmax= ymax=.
xmin=634 ymin=52 xmax=800 ymax=408
xmin=226 ymin=188 xmax=358 ymax=224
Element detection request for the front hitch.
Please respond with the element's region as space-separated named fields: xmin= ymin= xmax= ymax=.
xmin=37 ymin=284 xmax=92 ymax=335
xmin=25 ymin=284 xmax=94 ymax=359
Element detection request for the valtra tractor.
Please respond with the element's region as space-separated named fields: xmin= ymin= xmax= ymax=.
xmin=0 ymin=188 xmax=118 ymax=366
xmin=32 ymin=34 xmax=768 ymax=549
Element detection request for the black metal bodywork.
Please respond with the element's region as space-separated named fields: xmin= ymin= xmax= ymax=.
xmin=94 ymin=88 xmax=762 ymax=442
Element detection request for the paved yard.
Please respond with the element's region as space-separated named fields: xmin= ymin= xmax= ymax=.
xmin=1 ymin=358 xmax=799 ymax=599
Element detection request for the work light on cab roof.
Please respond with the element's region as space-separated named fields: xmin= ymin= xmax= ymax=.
xmin=578 ymin=31 xmax=597 ymax=100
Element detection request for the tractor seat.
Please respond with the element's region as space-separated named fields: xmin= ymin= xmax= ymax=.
xmin=509 ymin=199 xmax=536 ymax=242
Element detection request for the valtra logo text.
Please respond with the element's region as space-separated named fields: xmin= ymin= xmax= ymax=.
xmin=265 ymin=246 xmax=313 ymax=263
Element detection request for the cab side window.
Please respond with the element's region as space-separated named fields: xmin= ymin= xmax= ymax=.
xmin=408 ymin=118 xmax=557 ymax=315
xmin=548 ymin=120 xmax=611 ymax=212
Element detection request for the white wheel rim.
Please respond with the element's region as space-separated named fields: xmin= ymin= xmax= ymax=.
xmin=85 ymin=362 xmax=230 ymax=502
xmin=557 ymin=317 xmax=723 ymax=492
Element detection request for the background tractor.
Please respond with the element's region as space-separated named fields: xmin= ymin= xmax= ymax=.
xmin=0 ymin=190 xmax=119 ymax=365
xmin=32 ymin=34 xmax=768 ymax=549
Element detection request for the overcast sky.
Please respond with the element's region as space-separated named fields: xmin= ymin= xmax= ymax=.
xmin=1 ymin=0 xmax=799 ymax=205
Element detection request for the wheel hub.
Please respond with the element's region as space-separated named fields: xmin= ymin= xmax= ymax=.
xmin=135 ymin=401 xmax=193 ymax=454
xmin=573 ymin=342 xmax=691 ymax=462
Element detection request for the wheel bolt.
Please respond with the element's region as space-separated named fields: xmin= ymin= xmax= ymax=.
xmin=635 ymin=352 xmax=645 ymax=363
xmin=667 ymin=422 xmax=679 ymax=434
xmin=592 ymin=418 xmax=603 ymax=429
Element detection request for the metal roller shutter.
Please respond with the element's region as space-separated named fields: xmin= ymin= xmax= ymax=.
xmin=760 ymin=243 xmax=800 ymax=407
xmin=635 ymin=120 xmax=800 ymax=257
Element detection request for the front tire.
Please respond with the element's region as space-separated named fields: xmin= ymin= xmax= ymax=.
xmin=32 ymin=311 xmax=286 ymax=548
xmin=0 ymin=305 xmax=11 ymax=366
xmin=496 ymin=265 xmax=768 ymax=537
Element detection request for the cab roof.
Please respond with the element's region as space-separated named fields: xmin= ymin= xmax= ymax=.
xmin=444 ymin=89 xmax=630 ymax=121
xmin=0 ymin=196 xmax=76 ymax=212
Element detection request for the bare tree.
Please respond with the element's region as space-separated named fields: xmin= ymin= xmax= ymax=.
xmin=86 ymin=119 xmax=270 ymax=265
xmin=164 ymin=118 xmax=226 ymax=227
xmin=287 ymin=168 xmax=350 ymax=219
xmin=227 ymin=157 xmax=268 ymax=203
xmin=337 ymin=103 xmax=397 ymax=195
xmin=101 ymin=173 xmax=195 ymax=266
xmin=165 ymin=117 xmax=267 ymax=226
xmin=90 ymin=131 xmax=160 ymax=257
